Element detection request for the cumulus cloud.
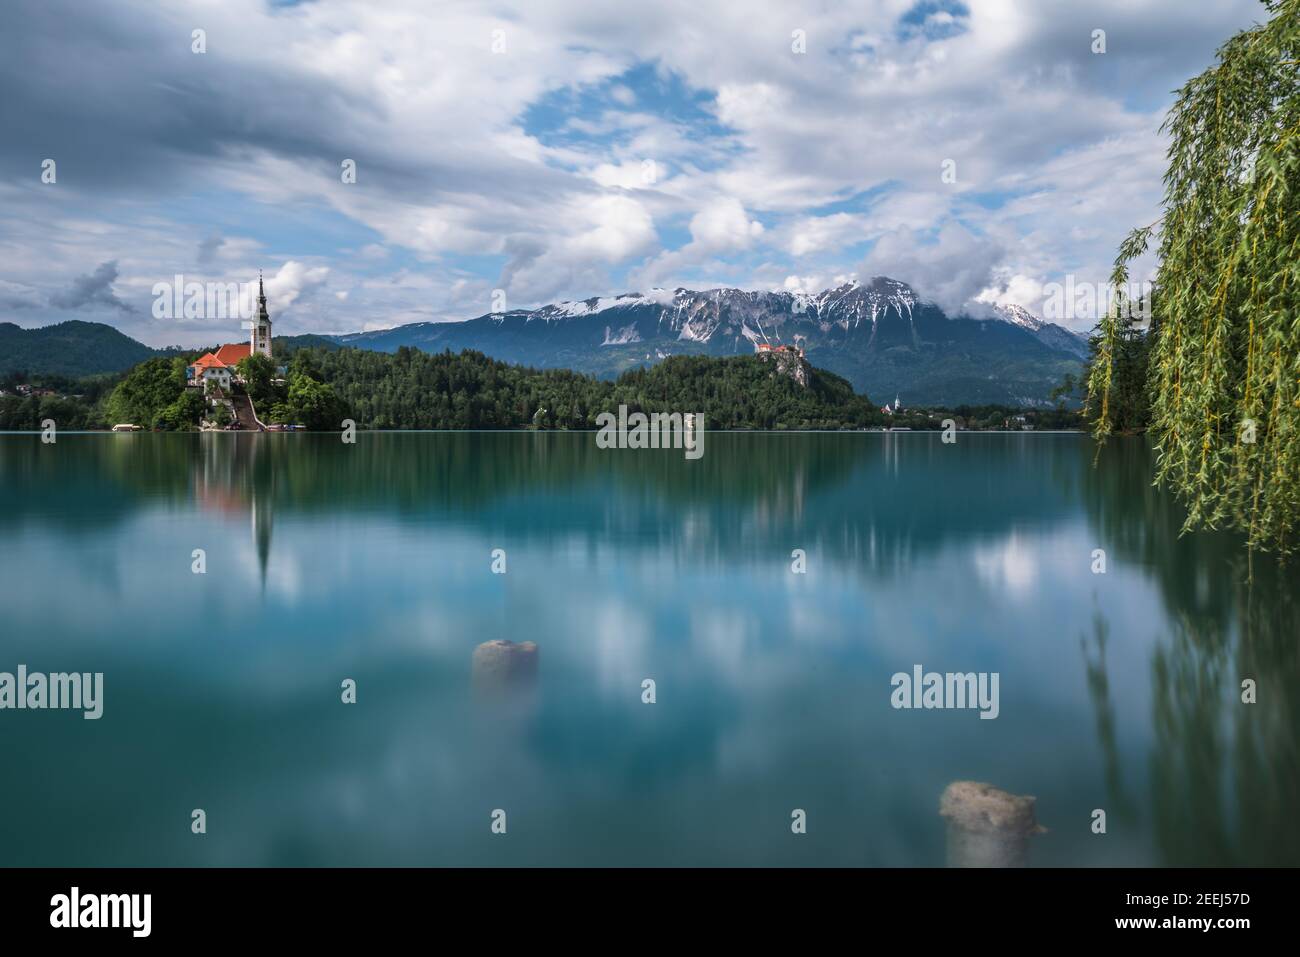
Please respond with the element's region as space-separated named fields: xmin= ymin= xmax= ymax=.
xmin=974 ymin=273 xmax=1047 ymax=316
xmin=861 ymin=223 xmax=1006 ymax=317
xmin=0 ymin=279 xmax=40 ymax=310
xmin=629 ymin=197 xmax=762 ymax=289
xmin=260 ymin=261 xmax=331 ymax=312
xmin=688 ymin=198 xmax=764 ymax=253
xmin=168 ymin=259 xmax=336 ymax=333
xmin=588 ymin=159 xmax=666 ymax=190
xmin=496 ymin=194 xmax=657 ymax=302
xmin=784 ymin=213 xmax=863 ymax=258
xmin=49 ymin=260 xmax=133 ymax=314
xmin=197 ymin=233 xmax=225 ymax=265
xmin=569 ymin=194 xmax=659 ymax=262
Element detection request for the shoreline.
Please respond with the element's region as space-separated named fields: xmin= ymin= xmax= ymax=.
xmin=0 ymin=427 xmax=1094 ymax=436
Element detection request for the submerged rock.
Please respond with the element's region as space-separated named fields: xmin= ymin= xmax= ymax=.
xmin=472 ymin=640 xmax=539 ymax=689
xmin=939 ymin=781 xmax=1046 ymax=868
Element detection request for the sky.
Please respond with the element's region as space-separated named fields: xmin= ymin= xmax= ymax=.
xmin=0 ymin=0 xmax=1268 ymax=346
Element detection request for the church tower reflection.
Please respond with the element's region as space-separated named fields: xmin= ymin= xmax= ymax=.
xmin=193 ymin=432 xmax=275 ymax=590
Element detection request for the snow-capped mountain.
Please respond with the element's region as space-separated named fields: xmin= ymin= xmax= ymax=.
xmin=989 ymin=302 xmax=1044 ymax=331
xmin=335 ymin=277 xmax=1088 ymax=406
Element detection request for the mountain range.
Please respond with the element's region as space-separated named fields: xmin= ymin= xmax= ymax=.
xmin=338 ymin=278 xmax=1088 ymax=406
xmin=4 ymin=278 xmax=1088 ymax=405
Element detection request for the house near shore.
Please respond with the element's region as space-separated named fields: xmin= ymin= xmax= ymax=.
xmin=190 ymin=351 xmax=235 ymax=391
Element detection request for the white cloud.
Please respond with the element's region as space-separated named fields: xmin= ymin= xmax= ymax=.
xmin=974 ymin=273 xmax=1045 ymax=315
xmin=588 ymin=159 xmax=664 ymax=190
xmin=492 ymin=193 xmax=659 ymax=302
xmin=626 ymin=197 xmax=763 ymax=290
xmin=570 ymin=194 xmax=659 ymax=262
xmin=785 ymin=213 xmax=862 ymax=257
xmin=262 ymin=261 xmax=331 ymax=312
xmin=689 ymin=197 xmax=763 ymax=252
xmin=861 ymin=222 xmax=1006 ymax=317
xmin=0 ymin=0 xmax=1266 ymax=339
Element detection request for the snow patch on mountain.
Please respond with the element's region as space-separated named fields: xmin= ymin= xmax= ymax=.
xmin=989 ymin=303 xmax=1044 ymax=331
xmin=601 ymin=322 xmax=641 ymax=346
xmin=544 ymin=293 xmax=656 ymax=318
xmin=808 ymin=277 xmax=918 ymax=329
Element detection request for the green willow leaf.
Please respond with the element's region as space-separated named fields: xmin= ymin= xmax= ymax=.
xmin=1094 ymin=0 xmax=1300 ymax=555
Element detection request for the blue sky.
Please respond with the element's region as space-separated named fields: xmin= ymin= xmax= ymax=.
xmin=0 ymin=0 xmax=1267 ymax=346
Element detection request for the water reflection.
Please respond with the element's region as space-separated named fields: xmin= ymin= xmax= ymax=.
xmin=1 ymin=431 xmax=1089 ymax=574
xmin=1081 ymin=615 xmax=1138 ymax=825
xmin=1080 ymin=440 xmax=1300 ymax=866
xmin=0 ymin=431 xmax=1296 ymax=866
xmin=191 ymin=433 xmax=275 ymax=588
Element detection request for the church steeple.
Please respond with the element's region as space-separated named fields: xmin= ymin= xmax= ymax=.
xmin=251 ymin=269 xmax=272 ymax=359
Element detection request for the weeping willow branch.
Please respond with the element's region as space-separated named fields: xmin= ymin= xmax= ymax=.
xmin=1093 ymin=0 xmax=1300 ymax=555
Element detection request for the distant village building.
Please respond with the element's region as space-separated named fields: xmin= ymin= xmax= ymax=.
xmin=755 ymin=342 xmax=806 ymax=358
xmin=881 ymin=394 xmax=902 ymax=415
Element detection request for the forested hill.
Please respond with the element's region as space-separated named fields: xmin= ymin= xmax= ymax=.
xmin=0 ymin=320 xmax=344 ymax=379
xmin=0 ymin=321 xmax=159 ymax=377
xmin=287 ymin=345 xmax=882 ymax=430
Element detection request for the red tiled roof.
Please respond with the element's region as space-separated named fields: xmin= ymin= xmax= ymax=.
xmin=191 ymin=352 xmax=225 ymax=370
xmin=213 ymin=343 xmax=252 ymax=366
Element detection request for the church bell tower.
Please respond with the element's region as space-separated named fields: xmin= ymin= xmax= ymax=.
xmin=251 ymin=271 xmax=272 ymax=359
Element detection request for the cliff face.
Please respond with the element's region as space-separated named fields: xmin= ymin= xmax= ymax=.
xmin=757 ymin=349 xmax=810 ymax=388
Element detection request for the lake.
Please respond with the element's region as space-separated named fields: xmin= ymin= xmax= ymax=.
xmin=1 ymin=431 xmax=1296 ymax=866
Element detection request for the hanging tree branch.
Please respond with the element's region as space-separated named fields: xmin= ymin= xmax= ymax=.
xmin=1096 ymin=0 xmax=1300 ymax=555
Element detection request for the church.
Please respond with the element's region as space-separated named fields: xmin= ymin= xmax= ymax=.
xmin=186 ymin=273 xmax=273 ymax=391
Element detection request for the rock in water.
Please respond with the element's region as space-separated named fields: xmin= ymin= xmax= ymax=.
xmin=472 ymin=640 xmax=539 ymax=689
xmin=939 ymin=781 xmax=1046 ymax=868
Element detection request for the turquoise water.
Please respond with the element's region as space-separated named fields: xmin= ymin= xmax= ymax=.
xmin=0 ymin=432 xmax=1296 ymax=866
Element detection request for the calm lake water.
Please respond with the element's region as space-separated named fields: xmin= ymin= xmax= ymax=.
xmin=0 ymin=431 xmax=1296 ymax=867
